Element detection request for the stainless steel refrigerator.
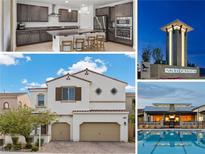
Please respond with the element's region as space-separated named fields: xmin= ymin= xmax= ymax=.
xmin=94 ymin=16 xmax=108 ymax=41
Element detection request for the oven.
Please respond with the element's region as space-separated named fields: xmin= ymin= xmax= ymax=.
xmin=115 ymin=17 xmax=132 ymax=40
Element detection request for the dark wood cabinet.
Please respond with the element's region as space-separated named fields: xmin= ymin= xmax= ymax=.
xmin=17 ymin=3 xmax=48 ymax=22
xmin=28 ymin=5 xmax=40 ymax=22
xmin=16 ymin=31 xmax=30 ymax=46
xmin=96 ymin=7 xmax=110 ymax=16
xmin=17 ymin=4 xmax=28 ymax=22
xmin=115 ymin=2 xmax=133 ymax=17
xmin=40 ymin=31 xmax=52 ymax=42
xmin=30 ymin=30 xmax=40 ymax=43
xmin=108 ymin=28 xmax=116 ymax=42
xmin=59 ymin=9 xmax=78 ymax=22
xmin=110 ymin=7 xmax=115 ymax=22
xmin=40 ymin=6 xmax=49 ymax=22
xmin=16 ymin=30 xmax=52 ymax=46
xmin=71 ymin=10 xmax=78 ymax=22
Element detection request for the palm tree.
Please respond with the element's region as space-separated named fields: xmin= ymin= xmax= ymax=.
xmin=152 ymin=48 xmax=163 ymax=64
xmin=141 ymin=48 xmax=152 ymax=62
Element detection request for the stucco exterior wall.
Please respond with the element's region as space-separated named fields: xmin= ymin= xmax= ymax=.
xmin=74 ymin=71 xmax=127 ymax=102
xmin=47 ymin=75 xmax=90 ymax=115
xmin=0 ymin=96 xmax=18 ymax=112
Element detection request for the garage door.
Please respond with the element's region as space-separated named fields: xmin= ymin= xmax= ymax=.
xmin=51 ymin=123 xmax=70 ymax=141
xmin=80 ymin=122 xmax=120 ymax=141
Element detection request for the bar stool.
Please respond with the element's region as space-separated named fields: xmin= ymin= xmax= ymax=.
xmin=86 ymin=33 xmax=97 ymax=51
xmin=73 ymin=35 xmax=86 ymax=51
xmin=96 ymin=32 xmax=105 ymax=50
xmin=60 ymin=36 xmax=74 ymax=52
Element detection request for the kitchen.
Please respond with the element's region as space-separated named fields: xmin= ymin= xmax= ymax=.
xmin=12 ymin=0 xmax=135 ymax=52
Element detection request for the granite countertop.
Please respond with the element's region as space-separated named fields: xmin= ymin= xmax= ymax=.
xmin=47 ymin=29 xmax=103 ymax=36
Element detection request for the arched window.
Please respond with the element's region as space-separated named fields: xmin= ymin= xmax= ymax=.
xmin=3 ymin=102 xmax=9 ymax=109
xmin=37 ymin=94 xmax=45 ymax=107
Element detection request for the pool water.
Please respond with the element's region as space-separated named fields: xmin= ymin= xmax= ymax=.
xmin=138 ymin=130 xmax=205 ymax=154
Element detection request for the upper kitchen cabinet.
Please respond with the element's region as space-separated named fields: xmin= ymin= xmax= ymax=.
xmin=17 ymin=4 xmax=28 ymax=22
xmin=58 ymin=9 xmax=78 ymax=22
xmin=17 ymin=3 xmax=48 ymax=22
xmin=96 ymin=7 xmax=110 ymax=16
xmin=115 ymin=2 xmax=133 ymax=17
xmin=110 ymin=7 xmax=115 ymax=22
xmin=39 ymin=6 xmax=49 ymax=22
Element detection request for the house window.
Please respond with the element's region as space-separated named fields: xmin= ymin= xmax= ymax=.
xmin=3 ymin=102 xmax=9 ymax=109
xmin=41 ymin=125 xmax=48 ymax=135
xmin=35 ymin=125 xmax=48 ymax=135
xmin=111 ymin=88 xmax=118 ymax=95
xmin=37 ymin=94 xmax=45 ymax=107
xmin=62 ymin=87 xmax=75 ymax=100
xmin=95 ymin=88 xmax=102 ymax=95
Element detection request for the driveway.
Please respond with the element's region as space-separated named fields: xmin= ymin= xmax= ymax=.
xmin=40 ymin=141 xmax=135 ymax=154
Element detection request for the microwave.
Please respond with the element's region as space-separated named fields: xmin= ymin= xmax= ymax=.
xmin=116 ymin=17 xmax=132 ymax=27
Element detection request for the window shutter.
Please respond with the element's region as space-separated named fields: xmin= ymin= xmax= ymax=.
xmin=56 ymin=87 xmax=62 ymax=101
xmin=75 ymin=87 xmax=81 ymax=101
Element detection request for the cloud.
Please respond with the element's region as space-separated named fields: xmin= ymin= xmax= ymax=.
xmin=57 ymin=56 xmax=108 ymax=76
xmin=57 ymin=68 xmax=68 ymax=76
xmin=0 ymin=54 xmax=32 ymax=66
xmin=124 ymin=53 xmax=135 ymax=59
xmin=126 ymin=85 xmax=135 ymax=92
xmin=46 ymin=77 xmax=54 ymax=81
xmin=21 ymin=79 xmax=47 ymax=89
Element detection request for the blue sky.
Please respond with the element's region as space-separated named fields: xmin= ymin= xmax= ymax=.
xmin=138 ymin=82 xmax=205 ymax=108
xmin=0 ymin=54 xmax=135 ymax=93
xmin=138 ymin=0 xmax=205 ymax=67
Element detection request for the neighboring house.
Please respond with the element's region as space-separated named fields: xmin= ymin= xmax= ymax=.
xmin=28 ymin=69 xmax=129 ymax=143
xmin=0 ymin=93 xmax=31 ymax=144
xmin=0 ymin=93 xmax=31 ymax=113
xmin=126 ymin=93 xmax=135 ymax=115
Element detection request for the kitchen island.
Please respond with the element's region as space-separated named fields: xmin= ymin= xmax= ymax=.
xmin=47 ymin=29 xmax=104 ymax=51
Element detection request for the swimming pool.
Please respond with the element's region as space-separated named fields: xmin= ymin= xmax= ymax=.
xmin=138 ymin=130 xmax=205 ymax=154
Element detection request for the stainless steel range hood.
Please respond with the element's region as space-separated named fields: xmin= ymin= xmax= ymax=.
xmin=49 ymin=4 xmax=60 ymax=17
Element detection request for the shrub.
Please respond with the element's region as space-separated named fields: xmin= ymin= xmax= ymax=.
xmin=4 ymin=143 xmax=12 ymax=151
xmin=13 ymin=144 xmax=22 ymax=150
xmin=0 ymin=139 xmax=4 ymax=146
xmin=11 ymin=137 xmax=19 ymax=145
xmin=25 ymin=136 xmax=33 ymax=144
xmin=25 ymin=143 xmax=33 ymax=149
xmin=31 ymin=146 xmax=39 ymax=152
xmin=35 ymin=138 xmax=44 ymax=146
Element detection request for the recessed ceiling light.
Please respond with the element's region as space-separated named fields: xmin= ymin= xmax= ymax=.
xmin=65 ymin=0 xmax=69 ymax=3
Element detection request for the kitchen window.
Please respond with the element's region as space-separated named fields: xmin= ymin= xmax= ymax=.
xmin=62 ymin=87 xmax=75 ymax=101
xmin=37 ymin=94 xmax=45 ymax=107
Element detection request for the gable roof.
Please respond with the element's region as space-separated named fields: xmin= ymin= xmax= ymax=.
xmin=46 ymin=73 xmax=92 ymax=84
xmin=72 ymin=68 xmax=127 ymax=85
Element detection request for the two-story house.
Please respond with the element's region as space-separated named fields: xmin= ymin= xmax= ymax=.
xmin=0 ymin=93 xmax=31 ymax=144
xmin=29 ymin=69 xmax=129 ymax=143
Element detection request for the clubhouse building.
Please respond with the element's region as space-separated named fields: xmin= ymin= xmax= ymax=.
xmin=138 ymin=103 xmax=205 ymax=129
xmin=140 ymin=19 xmax=200 ymax=79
